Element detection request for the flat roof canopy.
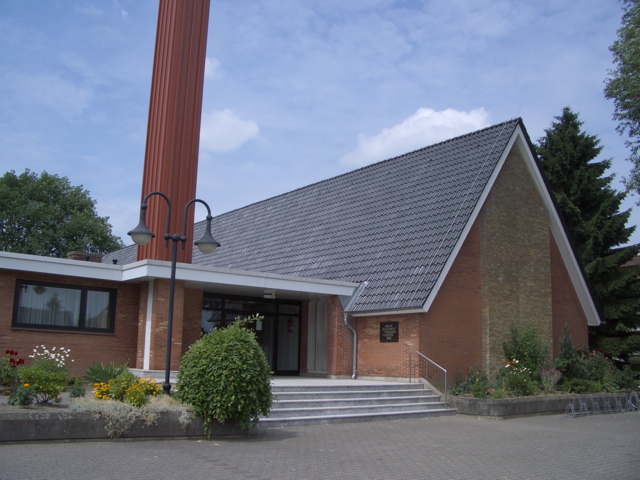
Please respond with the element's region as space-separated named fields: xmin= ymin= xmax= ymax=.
xmin=0 ymin=252 xmax=359 ymax=302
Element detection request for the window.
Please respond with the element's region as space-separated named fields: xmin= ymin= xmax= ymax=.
xmin=13 ymin=280 xmax=116 ymax=332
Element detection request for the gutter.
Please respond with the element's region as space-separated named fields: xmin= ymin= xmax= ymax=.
xmin=342 ymin=282 xmax=368 ymax=379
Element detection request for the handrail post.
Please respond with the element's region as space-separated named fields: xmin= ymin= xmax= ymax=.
xmin=408 ymin=350 xmax=448 ymax=407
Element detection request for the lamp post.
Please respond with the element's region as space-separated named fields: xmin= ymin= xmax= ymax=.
xmin=128 ymin=191 xmax=220 ymax=394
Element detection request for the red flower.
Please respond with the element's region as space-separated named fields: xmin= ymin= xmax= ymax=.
xmin=9 ymin=358 xmax=15 ymax=364
xmin=4 ymin=350 xmax=9 ymax=354
xmin=17 ymin=358 xmax=24 ymax=365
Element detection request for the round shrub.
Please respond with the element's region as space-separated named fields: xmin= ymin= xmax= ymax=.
xmin=177 ymin=315 xmax=272 ymax=433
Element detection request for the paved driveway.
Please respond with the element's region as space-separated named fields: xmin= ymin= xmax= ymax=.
xmin=0 ymin=412 xmax=638 ymax=479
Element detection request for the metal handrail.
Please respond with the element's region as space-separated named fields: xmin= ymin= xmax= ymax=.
xmin=408 ymin=350 xmax=447 ymax=406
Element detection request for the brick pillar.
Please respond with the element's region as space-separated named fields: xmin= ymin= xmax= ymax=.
xmin=137 ymin=0 xmax=211 ymax=263
xmin=326 ymin=296 xmax=353 ymax=377
xmin=147 ymin=279 xmax=186 ymax=371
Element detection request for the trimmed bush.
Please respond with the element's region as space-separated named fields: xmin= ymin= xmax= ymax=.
xmin=177 ymin=315 xmax=272 ymax=434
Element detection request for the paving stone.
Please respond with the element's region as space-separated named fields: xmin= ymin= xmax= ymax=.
xmin=0 ymin=412 xmax=638 ymax=479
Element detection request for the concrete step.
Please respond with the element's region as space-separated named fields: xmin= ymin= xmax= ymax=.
xmin=271 ymin=394 xmax=442 ymax=410
xmin=268 ymin=401 xmax=448 ymax=418
xmin=259 ymin=382 xmax=456 ymax=427
xmin=271 ymin=383 xmax=426 ymax=393
xmin=259 ymin=408 xmax=457 ymax=428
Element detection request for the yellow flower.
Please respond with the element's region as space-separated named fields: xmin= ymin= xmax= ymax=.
xmin=23 ymin=383 xmax=30 ymax=388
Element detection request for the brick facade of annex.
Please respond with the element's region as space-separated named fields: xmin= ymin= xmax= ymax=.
xmin=0 ymin=269 xmax=140 ymax=376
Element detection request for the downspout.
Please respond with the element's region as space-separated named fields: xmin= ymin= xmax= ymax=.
xmin=342 ymin=282 xmax=368 ymax=379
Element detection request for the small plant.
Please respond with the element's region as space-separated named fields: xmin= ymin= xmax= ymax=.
xmin=500 ymin=359 xmax=539 ymax=396
xmin=503 ymin=323 xmax=548 ymax=381
xmin=29 ymin=345 xmax=73 ymax=369
xmin=451 ymin=367 xmax=492 ymax=397
xmin=123 ymin=378 xmax=161 ymax=407
xmin=1 ymin=349 xmax=25 ymax=387
xmin=561 ymin=378 xmax=602 ymax=394
xmin=540 ymin=369 xmax=562 ymax=394
xmin=554 ymin=324 xmax=588 ymax=380
xmin=104 ymin=371 xmax=138 ymax=402
xmin=70 ymin=395 xmax=193 ymax=438
xmin=85 ymin=361 xmax=129 ymax=384
xmin=93 ymin=374 xmax=161 ymax=407
xmin=69 ymin=377 xmax=86 ymax=398
xmin=123 ymin=383 xmax=149 ymax=407
xmin=491 ymin=387 xmax=506 ymax=399
xmin=19 ymin=358 xmax=71 ymax=403
xmin=177 ymin=315 xmax=272 ymax=435
xmin=7 ymin=383 xmax=36 ymax=407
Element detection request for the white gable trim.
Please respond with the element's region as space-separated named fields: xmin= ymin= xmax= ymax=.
xmin=420 ymin=124 xmax=516 ymax=315
xmin=421 ymin=125 xmax=601 ymax=326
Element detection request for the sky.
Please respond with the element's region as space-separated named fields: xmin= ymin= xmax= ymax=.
xmin=1 ymin=0 xmax=638 ymax=247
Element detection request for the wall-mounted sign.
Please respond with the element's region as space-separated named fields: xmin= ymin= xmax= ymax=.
xmin=380 ymin=321 xmax=399 ymax=343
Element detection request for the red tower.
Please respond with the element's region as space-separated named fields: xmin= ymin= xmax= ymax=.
xmin=137 ymin=0 xmax=211 ymax=264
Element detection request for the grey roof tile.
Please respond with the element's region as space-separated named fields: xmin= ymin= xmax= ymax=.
xmin=106 ymin=119 xmax=522 ymax=312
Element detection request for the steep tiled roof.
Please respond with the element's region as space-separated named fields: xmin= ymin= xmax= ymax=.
xmin=106 ymin=118 xmax=522 ymax=312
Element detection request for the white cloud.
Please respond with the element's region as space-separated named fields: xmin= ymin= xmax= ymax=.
xmin=340 ymin=108 xmax=491 ymax=167
xmin=204 ymin=57 xmax=221 ymax=79
xmin=3 ymin=72 xmax=93 ymax=117
xmin=199 ymin=109 xmax=260 ymax=153
xmin=112 ymin=0 xmax=129 ymax=18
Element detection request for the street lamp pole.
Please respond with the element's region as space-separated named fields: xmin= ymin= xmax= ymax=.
xmin=128 ymin=191 xmax=220 ymax=394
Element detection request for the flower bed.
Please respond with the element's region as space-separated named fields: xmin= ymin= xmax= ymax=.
xmin=0 ymin=407 xmax=246 ymax=443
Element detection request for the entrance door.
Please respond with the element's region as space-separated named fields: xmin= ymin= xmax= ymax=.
xmin=201 ymin=294 xmax=301 ymax=375
xmin=306 ymin=299 xmax=328 ymax=373
xmin=276 ymin=315 xmax=299 ymax=374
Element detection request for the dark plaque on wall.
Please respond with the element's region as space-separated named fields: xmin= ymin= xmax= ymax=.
xmin=380 ymin=321 xmax=399 ymax=342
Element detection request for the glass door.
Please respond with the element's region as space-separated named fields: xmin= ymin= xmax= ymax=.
xmin=275 ymin=315 xmax=299 ymax=375
xmin=201 ymin=294 xmax=301 ymax=375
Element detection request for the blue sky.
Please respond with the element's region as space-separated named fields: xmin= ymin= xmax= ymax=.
xmin=1 ymin=1 xmax=637 ymax=246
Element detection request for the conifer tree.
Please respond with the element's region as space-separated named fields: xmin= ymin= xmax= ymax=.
xmin=536 ymin=107 xmax=640 ymax=361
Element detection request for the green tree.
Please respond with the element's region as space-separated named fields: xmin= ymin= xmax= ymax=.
xmin=0 ymin=169 xmax=123 ymax=257
xmin=536 ymin=108 xmax=640 ymax=362
xmin=604 ymin=0 xmax=640 ymax=195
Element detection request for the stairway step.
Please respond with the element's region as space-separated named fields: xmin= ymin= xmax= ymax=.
xmin=268 ymin=402 xmax=448 ymax=418
xmin=258 ymin=381 xmax=455 ymax=428
xmin=271 ymin=383 xmax=425 ymax=393
xmin=271 ymin=394 xmax=442 ymax=410
xmin=259 ymin=408 xmax=457 ymax=428
xmin=273 ymin=389 xmax=432 ymax=401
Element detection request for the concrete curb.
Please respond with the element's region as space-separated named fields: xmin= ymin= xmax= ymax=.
xmin=0 ymin=409 xmax=248 ymax=443
xmin=449 ymin=394 xmax=576 ymax=418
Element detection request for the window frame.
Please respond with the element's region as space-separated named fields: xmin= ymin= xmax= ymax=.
xmin=12 ymin=279 xmax=116 ymax=333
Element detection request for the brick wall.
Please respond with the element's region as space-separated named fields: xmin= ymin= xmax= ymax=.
xmin=181 ymin=288 xmax=204 ymax=356
xmin=424 ymin=220 xmax=483 ymax=380
xmin=355 ymin=313 xmax=421 ymax=378
xmin=0 ymin=269 xmax=140 ymax=376
xmin=139 ymin=280 xmax=203 ymax=371
xmin=326 ymin=296 xmax=353 ymax=377
xmin=550 ymin=236 xmax=589 ymax=354
xmin=479 ymin=147 xmax=553 ymax=378
xmin=135 ymin=281 xmax=150 ymax=369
